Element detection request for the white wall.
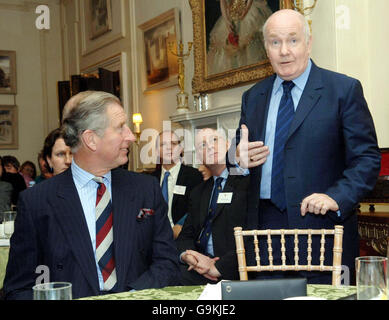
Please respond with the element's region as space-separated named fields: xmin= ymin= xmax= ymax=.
xmin=0 ymin=0 xmax=63 ymax=168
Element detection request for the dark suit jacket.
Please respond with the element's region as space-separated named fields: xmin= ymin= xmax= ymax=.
xmin=3 ymin=168 xmax=180 ymax=300
xmin=231 ymin=61 xmax=381 ymax=270
xmin=176 ymin=174 xmax=249 ymax=280
xmin=151 ymin=164 xmax=203 ymax=224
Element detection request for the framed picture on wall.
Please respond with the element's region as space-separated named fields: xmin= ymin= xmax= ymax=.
xmin=0 ymin=50 xmax=16 ymax=94
xmin=80 ymin=0 xmax=125 ymax=56
xmin=190 ymin=0 xmax=293 ymax=93
xmin=138 ymin=8 xmax=181 ymax=92
xmin=0 ymin=105 xmax=18 ymax=149
xmin=88 ymin=0 xmax=113 ymax=40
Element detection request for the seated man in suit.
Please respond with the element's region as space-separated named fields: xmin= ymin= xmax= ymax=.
xmin=4 ymin=91 xmax=180 ymax=300
xmin=176 ymin=128 xmax=249 ymax=285
xmin=151 ymin=130 xmax=203 ymax=239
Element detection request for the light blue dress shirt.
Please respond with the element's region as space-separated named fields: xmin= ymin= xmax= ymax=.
xmin=206 ymin=168 xmax=229 ymax=257
xmin=71 ymin=160 xmax=112 ymax=291
xmin=260 ymin=59 xmax=312 ymax=199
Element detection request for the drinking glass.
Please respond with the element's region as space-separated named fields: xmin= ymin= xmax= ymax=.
xmin=33 ymin=282 xmax=72 ymax=300
xmin=356 ymin=256 xmax=388 ymax=300
xmin=2 ymin=210 xmax=16 ymax=239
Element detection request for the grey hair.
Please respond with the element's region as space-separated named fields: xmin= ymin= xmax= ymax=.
xmin=262 ymin=10 xmax=311 ymax=47
xmin=62 ymin=91 xmax=121 ymax=152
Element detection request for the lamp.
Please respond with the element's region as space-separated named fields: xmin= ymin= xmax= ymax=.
xmin=132 ymin=112 xmax=143 ymax=143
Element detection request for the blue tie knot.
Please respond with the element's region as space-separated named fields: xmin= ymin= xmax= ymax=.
xmin=163 ymin=171 xmax=170 ymax=180
xmin=282 ymin=80 xmax=295 ymax=94
xmin=215 ymin=177 xmax=223 ymax=190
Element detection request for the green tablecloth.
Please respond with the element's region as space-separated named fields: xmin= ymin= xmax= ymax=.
xmin=0 ymin=247 xmax=10 ymax=289
xmin=80 ymin=284 xmax=357 ymax=300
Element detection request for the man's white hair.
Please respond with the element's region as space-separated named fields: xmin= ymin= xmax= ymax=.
xmin=262 ymin=9 xmax=311 ymax=47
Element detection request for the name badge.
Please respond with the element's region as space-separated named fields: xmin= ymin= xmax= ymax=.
xmin=217 ymin=192 xmax=233 ymax=204
xmin=173 ymin=185 xmax=186 ymax=195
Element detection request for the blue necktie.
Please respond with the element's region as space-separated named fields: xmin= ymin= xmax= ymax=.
xmin=271 ymin=81 xmax=295 ymax=212
xmin=197 ymin=177 xmax=223 ymax=255
xmin=161 ymin=171 xmax=170 ymax=203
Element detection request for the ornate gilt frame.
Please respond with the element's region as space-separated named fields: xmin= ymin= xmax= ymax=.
xmin=190 ymin=0 xmax=293 ymax=94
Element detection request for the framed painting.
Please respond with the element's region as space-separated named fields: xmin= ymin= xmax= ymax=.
xmin=138 ymin=8 xmax=181 ymax=92
xmin=88 ymin=0 xmax=112 ymax=40
xmin=0 ymin=105 xmax=18 ymax=149
xmin=80 ymin=0 xmax=125 ymax=56
xmin=190 ymin=0 xmax=293 ymax=93
xmin=0 ymin=50 xmax=16 ymax=94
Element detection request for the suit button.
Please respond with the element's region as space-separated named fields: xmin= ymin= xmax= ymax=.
xmin=57 ymin=264 xmax=63 ymax=270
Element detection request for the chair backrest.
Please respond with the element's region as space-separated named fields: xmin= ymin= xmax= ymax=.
xmin=234 ymin=225 xmax=344 ymax=286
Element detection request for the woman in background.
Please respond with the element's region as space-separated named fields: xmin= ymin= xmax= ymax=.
xmin=19 ymin=161 xmax=37 ymax=188
xmin=42 ymin=128 xmax=72 ymax=176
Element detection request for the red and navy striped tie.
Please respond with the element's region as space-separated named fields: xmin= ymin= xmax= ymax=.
xmin=93 ymin=177 xmax=117 ymax=291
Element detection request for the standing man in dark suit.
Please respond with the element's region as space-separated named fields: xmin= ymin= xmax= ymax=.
xmin=151 ymin=130 xmax=203 ymax=239
xmin=177 ymin=128 xmax=249 ymax=285
xmin=4 ymin=91 xmax=180 ymax=299
xmin=230 ymin=9 xmax=380 ymax=284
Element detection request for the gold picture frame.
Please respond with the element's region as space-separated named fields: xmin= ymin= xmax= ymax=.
xmin=190 ymin=0 xmax=293 ymax=94
xmin=0 ymin=105 xmax=18 ymax=149
xmin=0 ymin=50 xmax=16 ymax=94
xmin=138 ymin=8 xmax=181 ymax=92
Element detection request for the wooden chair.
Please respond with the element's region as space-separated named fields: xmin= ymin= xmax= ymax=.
xmin=234 ymin=225 xmax=344 ymax=286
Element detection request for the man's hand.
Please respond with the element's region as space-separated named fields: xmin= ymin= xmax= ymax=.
xmin=236 ymin=124 xmax=269 ymax=169
xmin=300 ymin=193 xmax=339 ymax=216
xmin=182 ymin=250 xmax=221 ymax=281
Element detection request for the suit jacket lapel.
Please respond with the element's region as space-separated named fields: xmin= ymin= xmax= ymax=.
xmin=199 ymin=179 xmax=213 ymax=226
xmin=54 ymin=169 xmax=100 ymax=293
xmin=288 ymin=62 xmax=323 ymax=140
xmin=111 ymin=170 xmax=136 ymax=288
xmin=253 ymin=75 xmax=275 ymax=142
xmin=171 ymin=164 xmax=185 ymax=212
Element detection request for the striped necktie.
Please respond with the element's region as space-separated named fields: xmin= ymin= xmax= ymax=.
xmin=93 ymin=176 xmax=117 ymax=291
xmin=271 ymin=81 xmax=295 ymax=212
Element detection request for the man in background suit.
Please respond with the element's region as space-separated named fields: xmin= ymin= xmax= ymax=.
xmin=4 ymin=91 xmax=179 ymax=299
xmin=230 ymin=9 xmax=380 ymax=284
xmin=177 ymin=128 xmax=249 ymax=285
xmin=151 ymin=130 xmax=203 ymax=239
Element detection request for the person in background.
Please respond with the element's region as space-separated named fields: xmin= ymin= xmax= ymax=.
xmin=42 ymin=128 xmax=73 ymax=176
xmin=1 ymin=156 xmax=26 ymax=206
xmin=230 ymin=9 xmax=381 ymax=284
xmin=151 ymin=130 xmax=203 ymax=239
xmin=19 ymin=161 xmax=37 ymax=188
xmin=2 ymin=155 xmax=20 ymax=174
xmin=177 ymin=128 xmax=249 ymax=285
xmin=34 ymin=152 xmax=53 ymax=184
xmin=0 ymin=156 xmax=13 ymax=212
xmin=4 ymin=91 xmax=179 ymax=299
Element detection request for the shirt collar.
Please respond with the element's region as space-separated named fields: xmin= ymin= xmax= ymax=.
xmin=71 ymin=159 xmax=112 ymax=188
xmin=161 ymin=161 xmax=181 ymax=178
xmin=273 ymin=59 xmax=312 ymax=94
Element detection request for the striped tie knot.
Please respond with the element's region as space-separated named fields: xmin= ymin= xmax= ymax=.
xmin=282 ymin=80 xmax=295 ymax=94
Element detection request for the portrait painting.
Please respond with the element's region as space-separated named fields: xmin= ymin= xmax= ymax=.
xmin=0 ymin=51 xmax=16 ymax=94
xmin=139 ymin=8 xmax=181 ymax=92
xmin=89 ymin=0 xmax=112 ymax=40
xmin=190 ymin=0 xmax=292 ymax=93
xmin=0 ymin=105 xmax=18 ymax=149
